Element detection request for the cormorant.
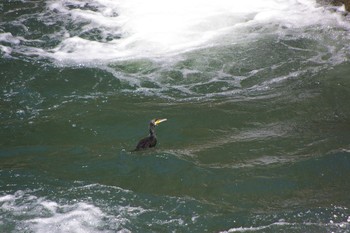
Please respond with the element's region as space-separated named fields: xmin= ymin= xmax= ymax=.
xmin=134 ymin=118 xmax=167 ymax=151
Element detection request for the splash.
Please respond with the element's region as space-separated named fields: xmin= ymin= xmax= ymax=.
xmin=1 ymin=0 xmax=345 ymax=63
xmin=1 ymin=0 xmax=350 ymax=100
xmin=0 ymin=189 xmax=142 ymax=232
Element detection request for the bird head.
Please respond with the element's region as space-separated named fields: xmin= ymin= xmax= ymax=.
xmin=150 ymin=118 xmax=167 ymax=126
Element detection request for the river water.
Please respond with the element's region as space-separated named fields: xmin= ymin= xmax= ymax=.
xmin=1 ymin=0 xmax=350 ymax=232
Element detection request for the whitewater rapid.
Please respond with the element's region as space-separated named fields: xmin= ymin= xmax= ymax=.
xmin=1 ymin=0 xmax=349 ymax=63
xmin=1 ymin=0 xmax=350 ymax=100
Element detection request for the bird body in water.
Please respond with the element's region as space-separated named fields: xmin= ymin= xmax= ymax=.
xmin=134 ymin=118 xmax=167 ymax=151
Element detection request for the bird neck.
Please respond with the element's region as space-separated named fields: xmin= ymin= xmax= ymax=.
xmin=149 ymin=125 xmax=156 ymax=137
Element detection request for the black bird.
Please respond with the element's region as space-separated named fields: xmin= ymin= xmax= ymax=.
xmin=134 ymin=118 xmax=167 ymax=151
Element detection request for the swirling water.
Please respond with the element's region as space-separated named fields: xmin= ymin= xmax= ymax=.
xmin=1 ymin=0 xmax=350 ymax=232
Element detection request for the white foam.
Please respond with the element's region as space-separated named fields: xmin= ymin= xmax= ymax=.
xmin=40 ymin=0 xmax=349 ymax=63
xmin=2 ymin=0 xmax=349 ymax=65
xmin=27 ymin=202 xmax=106 ymax=233
xmin=0 ymin=32 xmax=21 ymax=44
xmin=221 ymin=220 xmax=350 ymax=232
xmin=220 ymin=222 xmax=292 ymax=232
xmin=2 ymin=0 xmax=350 ymax=100
xmin=0 ymin=190 xmax=136 ymax=232
xmin=0 ymin=194 xmax=15 ymax=203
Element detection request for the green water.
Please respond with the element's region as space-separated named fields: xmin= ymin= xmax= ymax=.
xmin=1 ymin=0 xmax=350 ymax=232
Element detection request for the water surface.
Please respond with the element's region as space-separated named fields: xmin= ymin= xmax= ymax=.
xmin=1 ymin=0 xmax=350 ymax=232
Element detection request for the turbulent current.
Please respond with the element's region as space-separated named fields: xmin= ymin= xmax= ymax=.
xmin=1 ymin=0 xmax=350 ymax=232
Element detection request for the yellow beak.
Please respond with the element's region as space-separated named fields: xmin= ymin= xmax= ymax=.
xmin=155 ymin=118 xmax=167 ymax=125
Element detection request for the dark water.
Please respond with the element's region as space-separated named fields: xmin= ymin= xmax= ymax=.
xmin=1 ymin=0 xmax=350 ymax=232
